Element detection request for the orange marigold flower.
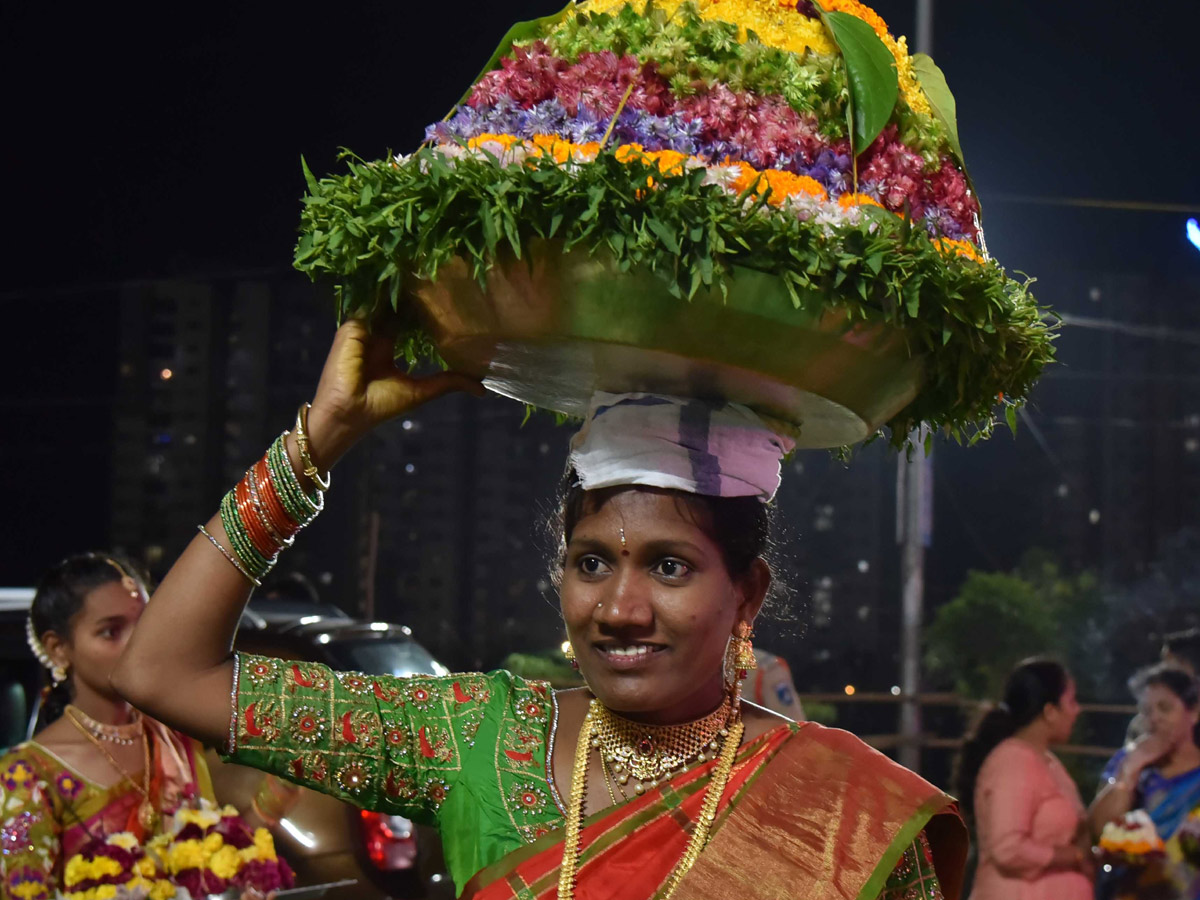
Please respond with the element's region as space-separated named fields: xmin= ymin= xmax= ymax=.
xmin=467 ymin=133 xmax=522 ymax=151
xmin=646 ymin=149 xmax=689 ymax=176
xmin=838 ymin=192 xmax=884 ymax=210
xmin=759 ymin=170 xmax=828 ymax=205
xmin=729 ymin=162 xmax=763 ymax=196
xmin=614 ymin=143 xmax=646 ymax=163
xmin=822 ymin=0 xmax=888 ymax=37
xmin=933 ymin=237 xmax=983 ymax=264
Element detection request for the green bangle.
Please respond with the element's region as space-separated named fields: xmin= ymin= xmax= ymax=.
xmin=220 ymin=491 xmax=273 ymax=578
xmin=265 ymin=438 xmax=311 ymax=526
xmin=268 ymin=436 xmax=321 ymax=520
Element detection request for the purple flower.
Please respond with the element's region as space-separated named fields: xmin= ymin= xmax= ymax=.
xmin=520 ymin=98 xmax=569 ymax=135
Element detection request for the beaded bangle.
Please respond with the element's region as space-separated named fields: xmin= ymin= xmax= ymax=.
xmin=198 ymin=525 xmax=261 ymax=587
xmin=267 ymin=434 xmax=323 ymax=520
xmin=220 ymin=491 xmax=274 ymax=580
xmin=235 ymin=478 xmax=277 ymax=558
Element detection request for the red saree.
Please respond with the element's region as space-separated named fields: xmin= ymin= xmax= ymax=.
xmin=463 ymin=722 xmax=965 ymax=900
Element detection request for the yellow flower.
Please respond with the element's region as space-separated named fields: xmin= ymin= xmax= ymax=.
xmin=208 ymin=844 xmax=244 ymax=880
xmin=106 ymin=832 xmax=140 ymax=851
xmin=94 ymin=886 xmax=118 ymax=900
xmin=240 ymin=844 xmax=262 ymax=864
xmin=135 ymin=856 xmax=159 ymax=878
xmin=166 ymin=838 xmax=205 ymax=874
xmin=202 ymin=832 xmax=225 ymax=854
xmin=150 ymin=879 xmax=178 ymax=900
xmin=253 ymin=827 xmax=278 ymax=862
xmin=614 ymin=143 xmax=646 ymax=163
xmin=65 ymin=855 xmax=90 ymax=888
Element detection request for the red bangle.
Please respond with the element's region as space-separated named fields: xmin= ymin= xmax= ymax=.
xmin=236 ymin=478 xmax=277 ymax=558
xmin=255 ymin=457 xmax=300 ymax=538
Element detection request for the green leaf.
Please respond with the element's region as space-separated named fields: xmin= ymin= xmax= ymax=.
xmin=301 ymin=156 xmax=318 ymax=196
xmin=646 ymin=218 xmax=680 ymax=254
xmin=815 ymin=7 xmax=898 ymax=154
xmin=1005 ymin=404 xmax=1018 ymax=437
xmin=456 ymin=2 xmax=577 ymax=106
xmin=910 ymin=54 xmax=963 ymax=164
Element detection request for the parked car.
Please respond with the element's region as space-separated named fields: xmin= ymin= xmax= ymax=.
xmin=0 ymin=589 xmax=40 ymax=749
xmin=210 ymin=598 xmax=456 ymax=900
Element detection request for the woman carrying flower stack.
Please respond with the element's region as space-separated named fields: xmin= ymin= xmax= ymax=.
xmin=111 ymin=0 xmax=1062 ymax=895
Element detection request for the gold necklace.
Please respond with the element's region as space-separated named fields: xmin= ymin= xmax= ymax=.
xmin=64 ymin=709 xmax=158 ymax=832
xmin=64 ymin=704 xmax=143 ymax=746
xmin=589 ymin=697 xmax=731 ymax=793
xmin=558 ymin=701 xmax=744 ymax=900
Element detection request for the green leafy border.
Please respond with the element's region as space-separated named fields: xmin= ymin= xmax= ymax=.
xmin=295 ymin=149 xmax=1056 ymax=449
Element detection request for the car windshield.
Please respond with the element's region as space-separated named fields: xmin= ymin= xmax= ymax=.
xmin=324 ymin=638 xmax=449 ymax=679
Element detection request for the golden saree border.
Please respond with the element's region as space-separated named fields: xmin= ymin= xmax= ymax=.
xmin=460 ymin=725 xmax=798 ymax=900
xmin=673 ymin=723 xmax=966 ymax=900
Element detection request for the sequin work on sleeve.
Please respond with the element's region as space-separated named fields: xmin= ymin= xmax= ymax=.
xmin=0 ymin=748 xmax=60 ymax=900
xmin=223 ymin=653 xmax=559 ymax=836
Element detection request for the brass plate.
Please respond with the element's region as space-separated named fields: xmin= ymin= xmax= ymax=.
xmin=412 ymin=240 xmax=924 ymax=448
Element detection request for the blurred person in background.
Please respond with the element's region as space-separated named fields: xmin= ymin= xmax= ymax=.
xmin=0 ymin=554 xmax=218 ymax=899
xmin=750 ymin=647 xmax=805 ymax=721
xmin=1160 ymin=629 xmax=1200 ymax=677
xmin=956 ymin=658 xmax=1091 ymax=900
xmin=1090 ymin=664 xmax=1200 ymax=897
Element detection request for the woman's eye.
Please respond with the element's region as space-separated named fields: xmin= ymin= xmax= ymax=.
xmin=654 ymin=559 xmax=692 ymax=579
xmin=578 ymin=556 xmax=608 ymax=576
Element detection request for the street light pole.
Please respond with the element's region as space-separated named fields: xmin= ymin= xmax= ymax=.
xmin=896 ymin=0 xmax=934 ymax=773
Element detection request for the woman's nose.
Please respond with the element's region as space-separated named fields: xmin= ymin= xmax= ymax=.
xmin=594 ymin=568 xmax=654 ymax=628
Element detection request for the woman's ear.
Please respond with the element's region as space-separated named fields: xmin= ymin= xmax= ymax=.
xmin=736 ymin=558 xmax=771 ymax=624
xmin=42 ymin=630 xmax=71 ymax=671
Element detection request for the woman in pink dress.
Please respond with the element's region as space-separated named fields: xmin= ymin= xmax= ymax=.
xmin=956 ymin=658 xmax=1093 ymax=900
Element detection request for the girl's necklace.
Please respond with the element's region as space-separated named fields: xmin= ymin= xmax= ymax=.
xmin=557 ymin=699 xmax=744 ymax=900
xmin=64 ymin=708 xmax=158 ymax=832
xmin=64 ymin=704 xmax=143 ymax=746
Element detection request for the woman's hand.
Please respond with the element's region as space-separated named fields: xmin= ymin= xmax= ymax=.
xmin=305 ymin=319 xmax=484 ymax=468
xmin=1124 ymin=732 xmax=1171 ymax=774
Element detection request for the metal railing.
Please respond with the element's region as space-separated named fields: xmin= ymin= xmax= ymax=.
xmin=798 ymin=692 xmax=1137 ymax=759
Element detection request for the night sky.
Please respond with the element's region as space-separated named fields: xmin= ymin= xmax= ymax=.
xmin=2 ymin=0 xmax=1198 ymax=581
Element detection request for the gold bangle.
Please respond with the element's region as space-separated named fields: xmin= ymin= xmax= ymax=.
xmin=293 ymin=402 xmax=332 ymax=492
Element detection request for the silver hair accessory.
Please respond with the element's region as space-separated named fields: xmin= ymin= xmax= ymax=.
xmin=25 ymin=616 xmax=67 ymax=685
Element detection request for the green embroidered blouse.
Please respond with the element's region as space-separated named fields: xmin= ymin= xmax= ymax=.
xmin=223 ymin=653 xmax=943 ymax=898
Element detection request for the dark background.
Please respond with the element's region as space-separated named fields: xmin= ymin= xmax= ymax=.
xmin=3 ymin=2 xmax=1199 ymax=756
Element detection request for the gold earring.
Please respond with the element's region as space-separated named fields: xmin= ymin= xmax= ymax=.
xmin=563 ymin=642 xmax=576 ymax=662
xmin=51 ymin=664 xmax=68 ymax=685
xmin=733 ymin=622 xmax=756 ymax=677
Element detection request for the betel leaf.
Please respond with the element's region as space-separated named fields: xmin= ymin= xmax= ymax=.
xmin=815 ymin=5 xmax=898 ymax=155
xmin=910 ymin=53 xmax=963 ymax=164
xmin=456 ymin=1 xmax=577 ymax=107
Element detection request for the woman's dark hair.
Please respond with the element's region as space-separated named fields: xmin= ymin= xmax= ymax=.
xmin=954 ymin=657 xmax=1070 ymax=816
xmin=30 ymin=552 xmax=147 ymax=727
xmin=1130 ymin=663 xmax=1200 ymax=747
xmin=1162 ymin=628 xmax=1200 ymax=675
xmin=549 ymin=469 xmax=784 ymax=606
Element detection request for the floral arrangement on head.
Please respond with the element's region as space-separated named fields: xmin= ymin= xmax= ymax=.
xmin=295 ymin=0 xmax=1056 ymax=447
xmin=57 ymin=803 xmax=293 ymax=900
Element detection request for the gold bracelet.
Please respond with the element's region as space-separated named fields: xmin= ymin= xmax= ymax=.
xmin=293 ymin=403 xmax=332 ymax=492
xmin=198 ymin=525 xmax=261 ymax=587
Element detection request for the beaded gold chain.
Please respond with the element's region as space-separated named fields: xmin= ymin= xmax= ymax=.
xmin=590 ymin=697 xmax=731 ymax=794
xmin=557 ymin=701 xmax=744 ymax=900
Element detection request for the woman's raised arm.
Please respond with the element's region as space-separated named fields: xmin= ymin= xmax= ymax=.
xmin=112 ymin=320 xmax=481 ymax=745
